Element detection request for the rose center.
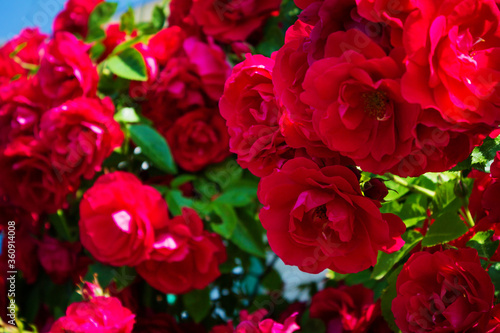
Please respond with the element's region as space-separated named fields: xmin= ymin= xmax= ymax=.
xmin=361 ymin=90 xmax=389 ymax=119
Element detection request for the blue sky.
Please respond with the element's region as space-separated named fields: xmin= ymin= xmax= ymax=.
xmin=0 ymin=0 xmax=155 ymax=42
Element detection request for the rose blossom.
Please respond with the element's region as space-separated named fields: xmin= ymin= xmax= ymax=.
xmin=233 ymin=309 xmax=300 ymax=333
xmin=49 ymin=296 xmax=135 ymax=333
xmin=79 ymin=172 xmax=170 ymax=266
xmin=401 ymin=0 xmax=500 ymax=126
xmin=53 ymin=0 xmax=104 ymax=38
xmin=0 ymin=136 xmax=76 ymax=214
xmin=310 ymin=284 xmax=391 ymax=332
xmin=171 ymin=0 xmax=282 ymax=43
xmin=392 ymin=248 xmax=494 ymax=332
xmin=37 ymin=32 xmax=98 ymax=106
xmin=219 ymin=54 xmax=295 ymax=177
xmin=258 ymin=157 xmax=405 ymax=274
xmin=37 ymin=235 xmax=81 ymax=285
xmin=165 ymin=108 xmax=230 ymax=172
xmin=39 ymin=97 xmax=123 ymax=182
xmin=136 ymin=208 xmax=226 ymax=294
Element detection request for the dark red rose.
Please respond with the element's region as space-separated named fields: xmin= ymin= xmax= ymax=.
xmin=175 ymin=0 xmax=282 ymax=43
xmin=0 ymin=28 xmax=46 ymax=85
xmin=483 ymin=180 xmax=500 ymax=223
xmin=39 ymin=97 xmax=123 ymax=182
xmin=310 ymin=284 xmax=391 ymax=332
xmin=79 ymin=172 xmax=170 ymax=266
xmin=148 ymin=27 xmax=186 ymax=66
xmin=491 ymin=151 xmax=500 ymax=179
xmin=37 ymin=32 xmax=98 ymax=106
xmin=49 ymin=296 xmax=135 ymax=333
xmin=258 ymin=157 xmax=405 ymax=274
xmin=0 ymin=137 xmax=76 ymax=214
xmin=130 ymin=37 xmax=230 ymax=132
xmin=37 ymin=235 xmax=81 ymax=284
xmin=53 ymin=0 xmax=104 ymax=38
xmin=219 ymin=54 xmax=294 ymax=177
xmin=392 ymin=248 xmax=494 ymax=333
xmin=136 ymin=208 xmax=226 ymax=294
xmin=479 ymin=304 xmax=500 ymax=332
xmin=401 ymin=0 xmax=500 ymax=126
xmin=165 ymin=109 xmax=230 ymax=172
xmin=468 ymin=170 xmax=494 ymax=222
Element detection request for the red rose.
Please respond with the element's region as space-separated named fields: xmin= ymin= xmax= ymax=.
xmin=0 ymin=137 xmax=76 ymax=214
xmin=79 ymin=172 xmax=170 ymax=266
xmin=148 ymin=27 xmax=186 ymax=66
xmin=219 ymin=54 xmax=294 ymax=177
xmin=0 ymin=78 xmax=48 ymax=148
xmin=39 ymin=97 xmax=123 ymax=182
xmin=37 ymin=235 xmax=81 ymax=285
xmin=363 ymin=178 xmax=389 ymax=201
xmin=392 ymin=248 xmax=494 ymax=332
xmin=37 ymin=32 xmax=98 ymax=106
xmin=165 ymin=109 xmax=230 ymax=172
xmin=0 ymin=28 xmax=46 ymax=85
xmin=258 ymin=157 xmax=405 ymax=274
xmin=401 ymin=0 xmax=500 ymax=126
xmin=49 ymin=296 xmax=135 ymax=333
xmin=175 ymin=0 xmax=282 ymax=43
xmin=233 ymin=310 xmax=300 ymax=333
xmin=130 ymin=37 xmax=230 ymax=132
xmin=136 ymin=208 xmax=226 ymax=294
xmin=98 ymin=24 xmax=137 ymax=62
xmin=302 ymin=30 xmax=419 ymax=174
xmin=310 ymin=284 xmax=391 ymax=332
xmin=483 ymin=180 xmax=500 ymax=223
xmin=53 ymin=0 xmax=104 ymax=38
xmin=491 ymin=151 xmax=500 ymax=179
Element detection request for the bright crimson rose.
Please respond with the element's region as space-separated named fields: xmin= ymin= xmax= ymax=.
xmin=165 ymin=108 xmax=230 ymax=172
xmin=37 ymin=32 xmax=98 ymax=106
xmin=310 ymin=284 xmax=391 ymax=332
xmin=148 ymin=27 xmax=186 ymax=66
xmin=302 ymin=29 xmax=419 ymax=174
xmin=39 ymin=97 xmax=123 ymax=182
xmin=258 ymin=157 xmax=405 ymax=274
xmin=0 ymin=137 xmax=76 ymax=214
xmin=392 ymin=248 xmax=494 ymax=332
xmin=171 ymin=0 xmax=282 ymax=43
xmin=53 ymin=0 xmax=104 ymax=38
xmin=37 ymin=235 xmax=81 ymax=285
xmin=0 ymin=28 xmax=46 ymax=86
xmin=219 ymin=54 xmax=294 ymax=177
xmin=401 ymin=0 xmax=500 ymax=126
xmin=49 ymin=296 xmax=135 ymax=333
xmin=79 ymin=172 xmax=170 ymax=266
xmin=136 ymin=208 xmax=226 ymax=294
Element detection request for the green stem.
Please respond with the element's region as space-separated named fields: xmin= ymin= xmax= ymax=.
xmin=462 ymin=205 xmax=475 ymax=228
xmin=55 ymin=209 xmax=72 ymax=241
xmin=385 ymin=174 xmax=436 ymax=198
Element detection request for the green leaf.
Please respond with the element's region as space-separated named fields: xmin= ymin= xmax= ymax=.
xmin=212 ymin=202 xmax=238 ymax=238
xmin=372 ymin=230 xmax=423 ymax=280
xmin=114 ymin=107 xmax=141 ymax=123
xmin=183 ymin=288 xmax=211 ymax=323
xmin=89 ymin=2 xmax=118 ymax=28
xmin=90 ymin=42 xmax=106 ymax=60
xmin=205 ymin=159 xmax=243 ymax=189
xmin=107 ymin=48 xmax=148 ymax=81
xmin=467 ymin=230 xmax=499 ymax=259
xmin=488 ymin=262 xmax=500 ymax=295
xmin=380 ymin=265 xmax=403 ymax=333
xmin=421 ymin=202 xmax=468 ymax=247
xmin=170 ymin=174 xmax=197 ymax=188
xmin=120 ymin=7 xmax=135 ymax=34
xmin=165 ymin=189 xmax=194 ymax=216
xmin=471 ymin=135 xmax=500 ymax=172
xmin=231 ymin=219 xmax=266 ymax=258
xmin=84 ymin=263 xmax=117 ymax=288
xmin=213 ymin=185 xmax=257 ymax=207
xmin=152 ymin=6 xmax=166 ymax=31
xmin=86 ymin=27 xmax=106 ymax=42
xmin=128 ymin=124 xmax=177 ymax=174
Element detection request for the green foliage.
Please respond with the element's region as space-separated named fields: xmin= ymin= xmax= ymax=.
xmin=183 ymin=288 xmax=211 ymax=323
xmin=380 ymin=266 xmax=403 ymax=333
xmin=421 ymin=201 xmax=469 ymax=247
xmin=467 ymin=230 xmax=499 ymax=259
xmin=107 ymin=48 xmax=148 ymax=81
xmin=128 ymin=124 xmax=178 ymax=174
xmin=212 ymin=202 xmax=238 ymax=238
xmin=87 ymin=2 xmax=118 ymax=42
xmin=120 ymin=7 xmax=135 ymax=34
